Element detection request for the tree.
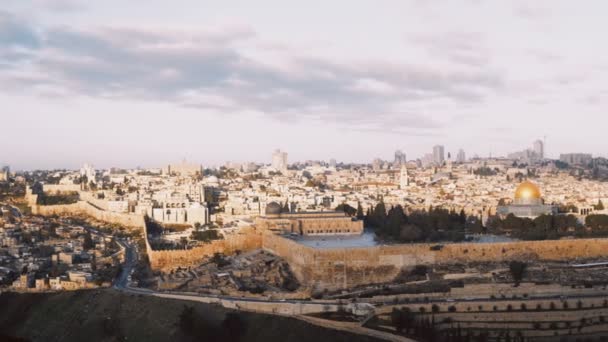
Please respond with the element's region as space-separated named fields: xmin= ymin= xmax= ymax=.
xmin=221 ymin=313 xmax=247 ymax=341
xmin=391 ymin=308 xmax=414 ymax=334
xmin=509 ymin=261 xmax=527 ymax=286
xmin=282 ymin=200 xmax=290 ymax=213
xmin=372 ymin=201 xmax=387 ymax=231
xmin=596 ymin=200 xmax=605 ymax=211
xmin=400 ymin=224 xmax=422 ymax=242
xmin=459 ymin=209 xmax=467 ymax=225
xmin=466 ymin=216 xmax=484 ymax=234
xmin=179 ymin=306 xmax=195 ymax=335
xmin=356 ymin=202 xmax=364 ymax=220
xmin=335 ymin=203 xmax=357 ymax=217
xmin=83 ymin=232 xmax=94 ymax=250
xmin=386 ymin=205 xmax=407 ymax=237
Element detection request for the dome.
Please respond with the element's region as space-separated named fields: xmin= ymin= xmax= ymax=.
xmin=514 ymin=181 xmax=541 ymax=200
xmin=265 ymin=202 xmax=282 ymax=215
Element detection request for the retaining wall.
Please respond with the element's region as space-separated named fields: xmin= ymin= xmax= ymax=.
xmin=263 ymin=235 xmax=608 ymax=291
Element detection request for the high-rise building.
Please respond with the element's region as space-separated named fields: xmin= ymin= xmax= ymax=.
xmin=372 ymin=158 xmax=382 ymax=171
xmin=560 ymin=153 xmax=593 ymax=166
xmin=271 ymin=149 xmax=288 ymax=171
xmin=80 ymin=163 xmax=96 ymax=182
xmin=433 ymin=145 xmax=445 ymax=165
xmin=456 ymin=149 xmax=466 ymax=163
xmin=329 ymin=158 xmax=337 ymax=168
xmin=399 ymin=165 xmax=409 ymax=189
xmin=0 ymin=165 xmax=9 ymax=182
xmin=394 ymin=150 xmax=406 ymax=166
xmin=533 ymin=140 xmax=544 ymax=160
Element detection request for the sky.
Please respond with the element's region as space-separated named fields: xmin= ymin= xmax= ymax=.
xmin=1 ymin=0 xmax=607 ymax=170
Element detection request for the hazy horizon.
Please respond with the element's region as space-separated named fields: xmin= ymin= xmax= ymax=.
xmin=2 ymin=0 xmax=608 ymax=170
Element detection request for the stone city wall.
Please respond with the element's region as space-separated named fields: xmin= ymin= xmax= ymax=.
xmin=26 ymin=199 xmax=608 ymax=292
xmin=41 ymin=184 xmax=81 ymax=194
xmin=262 ymin=235 xmax=608 ymax=291
xmin=31 ymin=201 xmax=145 ymax=229
xmin=146 ymin=233 xmax=263 ymax=271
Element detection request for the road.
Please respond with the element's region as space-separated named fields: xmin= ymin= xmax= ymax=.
xmin=108 ymin=240 xmax=411 ymax=340
xmin=113 ymin=238 xmax=137 ymax=290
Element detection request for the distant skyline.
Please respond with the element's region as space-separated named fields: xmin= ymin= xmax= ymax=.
xmin=2 ymin=0 xmax=607 ymax=170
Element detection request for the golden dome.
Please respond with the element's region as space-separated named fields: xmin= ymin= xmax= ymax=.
xmin=514 ymin=181 xmax=541 ymax=200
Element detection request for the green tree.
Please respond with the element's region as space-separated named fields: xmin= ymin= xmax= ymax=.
xmin=386 ymin=205 xmax=407 ymax=238
xmin=282 ymin=200 xmax=290 ymax=213
xmin=179 ymin=306 xmax=195 ymax=335
xmin=509 ymin=261 xmax=527 ymax=286
xmin=83 ymin=232 xmax=95 ymax=250
xmin=372 ymin=201 xmax=387 ymax=232
xmin=335 ymin=203 xmax=357 ymax=217
xmin=596 ymin=200 xmax=605 ymax=211
xmin=356 ymin=201 xmax=365 ymax=220
xmin=221 ymin=313 xmax=247 ymax=341
xmin=459 ymin=209 xmax=467 ymax=225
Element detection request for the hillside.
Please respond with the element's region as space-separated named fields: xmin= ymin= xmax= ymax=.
xmin=0 ymin=290 xmax=381 ymax=342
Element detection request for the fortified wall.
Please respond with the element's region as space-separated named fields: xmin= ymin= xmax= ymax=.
xmin=29 ymin=198 xmax=608 ymax=292
xmin=262 ymin=234 xmax=608 ymax=291
xmin=146 ymin=230 xmax=263 ymax=272
xmin=31 ymin=201 xmax=145 ymax=229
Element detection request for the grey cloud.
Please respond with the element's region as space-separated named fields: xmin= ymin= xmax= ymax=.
xmin=0 ymin=11 xmax=40 ymax=48
xmin=1 ymin=15 xmax=506 ymax=131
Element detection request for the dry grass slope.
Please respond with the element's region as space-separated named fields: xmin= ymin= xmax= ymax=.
xmin=0 ymin=290 xmax=381 ymax=342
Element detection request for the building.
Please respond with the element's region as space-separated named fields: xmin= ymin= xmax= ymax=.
xmin=497 ymin=181 xmax=557 ymax=218
xmin=394 ymin=150 xmax=406 ymax=166
xmin=560 ymin=153 xmax=593 ymax=166
xmin=533 ymin=140 xmax=544 ymax=160
xmin=163 ymin=160 xmax=203 ymax=177
xmin=399 ymin=166 xmax=409 ymax=189
xmin=271 ymin=149 xmax=288 ymax=172
xmin=0 ymin=166 xmax=9 ymax=182
xmin=255 ymin=202 xmax=363 ymax=236
xmin=80 ymin=163 xmax=96 ymax=183
xmin=372 ymin=158 xmax=382 ymax=171
xmin=508 ymin=140 xmax=544 ymax=164
xmin=456 ymin=149 xmax=466 ymax=163
xmin=433 ymin=145 xmax=445 ymax=166
xmin=151 ymin=202 xmax=209 ymax=227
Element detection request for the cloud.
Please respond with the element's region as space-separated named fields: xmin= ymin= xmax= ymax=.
xmin=409 ymin=31 xmax=491 ymax=67
xmin=0 ymin=11 xmax=40 ymax=48
xmin=0 ymin=12 xmax=506 ymax=131
xmin=32 ymin=0 xmax=85 ymax=12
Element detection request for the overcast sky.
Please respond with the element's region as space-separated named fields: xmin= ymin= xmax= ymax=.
xmin=1 ymin=0 xmax=607 ymax=170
